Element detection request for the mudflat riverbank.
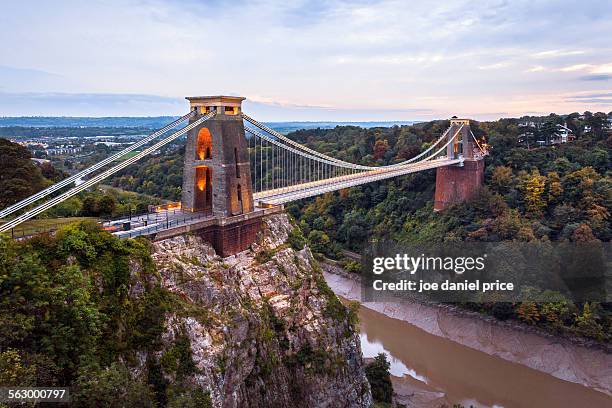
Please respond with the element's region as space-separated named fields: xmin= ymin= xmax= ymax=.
xmin=323 ymin=265 xmax=612 ymax=407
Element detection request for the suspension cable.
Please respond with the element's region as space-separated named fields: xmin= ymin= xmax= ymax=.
xmin=0 ymin=111 xmax=197 ymax=219
xmin=242 ymin=113 xmax=451 ymax=170
xmin=0 ymin=111 xmax=215 ymax=233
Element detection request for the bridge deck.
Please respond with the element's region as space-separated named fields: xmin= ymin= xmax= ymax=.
xmin=253 ymin=157 xmax=461 ymax=205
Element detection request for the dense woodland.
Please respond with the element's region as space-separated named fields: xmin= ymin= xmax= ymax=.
xmin=0 ymin=139 xmax=165 ymax=224
xmin=106 ymin=111 xmax=612 ymax=342
xmin=285 ymin=112 xmax=610 ymax=252
xmin=0 ymin=223 xmax=208 ymax=406
xmin=284 ymin=113 xmax=611 ymax=342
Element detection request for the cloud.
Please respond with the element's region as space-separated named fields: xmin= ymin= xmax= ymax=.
xmin=566 ymin=92 xmax=612 ymax=105
xmin=570 ymin=92 xmax=612 ymax=99
xmin=559 ymin=64 xmax=592 ymax=72
xmin=525 ymin=65 xmax=546 ymax=73
xmin=478 ymin=62 xmax=509 ymax=70
xmin=0 ymin=91 xmax=435 ymax=121
xmin=532 ymin=49 xmax=585 ymax=58
xmin=2 ymin=0 xmax=612 ymax=120
xmin=591 ymin=63 xmax=612 ymax=74
xmin=0 ymin=92 xmax=185 ymax=116
xmin=579 ymin=74 xmax=612 ymax=81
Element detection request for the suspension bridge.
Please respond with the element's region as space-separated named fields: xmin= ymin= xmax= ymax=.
xmin=0 ymin=96 xmax=487 ymax=256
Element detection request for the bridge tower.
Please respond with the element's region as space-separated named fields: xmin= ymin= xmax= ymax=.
xmin=179 ymin=95 xmax=261 ymax=257
xmin=181 ymin=95 xmax=254 ymax=216
xmin=433 ymin=118 xmax=485 ymax=211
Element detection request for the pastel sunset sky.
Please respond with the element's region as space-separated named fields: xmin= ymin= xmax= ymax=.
xmin=1 ymin=0 xmax=612 ymax=120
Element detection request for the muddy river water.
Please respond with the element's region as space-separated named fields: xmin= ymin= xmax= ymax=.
xmin=324 ymin=270 xmax=612 ymax=408
xmin=358 ymin=304 xmax=610 ymax=408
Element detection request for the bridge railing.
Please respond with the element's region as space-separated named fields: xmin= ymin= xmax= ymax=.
xmin=112 ymin=212 xmax=211 ymax=239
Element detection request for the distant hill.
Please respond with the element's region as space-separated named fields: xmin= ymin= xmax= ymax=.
xmin=0 ymin=117 xmax=420 ymax=133
xmin=266 ymin=121 xmax=420 ymax=134
xmin=0 ymin=116 xmax=179 ymax=128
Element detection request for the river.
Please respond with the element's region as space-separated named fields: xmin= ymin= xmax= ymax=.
xmin=324 ymin=269 xmax=612 ymax=408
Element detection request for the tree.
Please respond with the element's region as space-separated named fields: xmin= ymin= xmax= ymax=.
xmin=573 ymin=303 xmax=605 ymax=341
xmin=516 ymin=302 xmax=540 ymax=325
xmin=546 ymin=172 xmax=563 ymax=204
xmin=522 ymin=170 xmax=547 ymax=216
xmin=81 ymin=196 xmax=99 ymax=216
xmin=0 ymin=138 xmax=49 ymax=208
xmin=0 ymin=349 xmax=36 ymax=386
xmin=97 ymin=195 xmax=118 ymax=217
xmin=73 ymin=363 xmax=156 ymax=407
xmin=307 ymin=230 xmax=331 ymax=255
xmin=571 ymin=223 xmax=598 ymax=242
xmin=491 ymin=166 xmax=513 ymax=195
xmin=365 ymin=353 xmax=392 ymax=403
xmin=373 ymin=139 xmax=389 ymax=160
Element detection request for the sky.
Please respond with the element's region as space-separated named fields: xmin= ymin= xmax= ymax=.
xmin=1 ymin=0 xmax=612 ymax=121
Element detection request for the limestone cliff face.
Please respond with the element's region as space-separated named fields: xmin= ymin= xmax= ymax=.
xmin=149 ymin=213 xmax=372 ymax=408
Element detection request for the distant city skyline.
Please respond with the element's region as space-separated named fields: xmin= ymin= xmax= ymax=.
xmin=1 ymin=0 xmax=612 ymax=120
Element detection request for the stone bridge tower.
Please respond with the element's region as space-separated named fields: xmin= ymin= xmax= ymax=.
xmin=176 ymin=96 xmax=261 ymax=257
xmin=433 ymin=118 xmax=485 ymax=211
xmin=181 ymin=95 xmax=254 ymax=217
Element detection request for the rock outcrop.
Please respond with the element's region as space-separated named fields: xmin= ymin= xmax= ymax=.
xmin=148 ymin=213 xmax=372 ymax=408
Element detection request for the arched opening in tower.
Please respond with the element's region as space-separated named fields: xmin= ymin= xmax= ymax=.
xmin=194 ymin=165 xmax=212 ymax=214
xmin=236 ymin=184 xmax=244 ymax=214
xmin=197 ymin=128 xmax=213 ymax=160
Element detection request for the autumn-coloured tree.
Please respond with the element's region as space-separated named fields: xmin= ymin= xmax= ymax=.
xmin=546 ymin=171 xmax=563 ymax=204
xmin=373 ymin=139 xmax=389 ymax=160
xmin=516 ymin=302 xmax=540 ymax=325
xmin=571 ymin=223 xmax=598 ymax=242
xmin=522 ymin=169 xmax=547 ymax=216
xmin=491 ymin=166 xmax=513 ymax=195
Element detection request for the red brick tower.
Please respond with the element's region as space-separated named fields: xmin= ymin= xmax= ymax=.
xmin=433 ymin=119 xmax=485 ymax=211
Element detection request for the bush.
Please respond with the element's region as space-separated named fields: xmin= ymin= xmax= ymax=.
xmin=73 ymin=363 xmax=156 ymax=407
xmin=287 ymin=227 xmax=306 ymax=250
xmin=573 ymin=303 xmax=606 ymax=341
xmin=365 ymin=353 xmax=393 ymax=403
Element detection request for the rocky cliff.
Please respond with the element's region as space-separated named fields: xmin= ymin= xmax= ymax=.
xmin=147 ymin=213 xmax=372 ymax=407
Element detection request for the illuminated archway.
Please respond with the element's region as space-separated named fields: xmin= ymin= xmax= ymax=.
xmin=197 ymin=128 xmax=213 ymax=160
xmin=194 ymin=165 xmax=212 ymax=213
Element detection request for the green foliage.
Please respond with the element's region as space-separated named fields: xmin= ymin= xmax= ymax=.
xmin=315 ymin=274 xmax=347 ymax=322
xmin=287 ymin=227 xmax=307 ymax=250
xmin=110 ymin=149 xmax=185 ymax=201
xmin=255 ymin=248 xmax=274 ymax=264
xmin=0 ymin=349 xmax=36 ymax=386
xmin=167 ymin=388 xmax=212 ymax=408
xmin=573 ymin=303 xmax=606 ymax=341
xmin=341 ymin=259 xmax=362 ymax=274
xmin=0 ymin=220 xmax=197 ymax=398
xmin=284 ymin=343 xmax=331 ymax=375
xmin=72 ymin=363 xmax=156 ymax=407
xmin=346 ymin=301 xmax=360 ymax=329
xmin=285 ymin=115 xmax=611 ymax=342
xmin=160 ymin=335 xmax=197 ymax=380
xmin=365 ymin=353 xmax=393 ymax=403
xmin=0 ymin=138 xmax=60 ymax=208
xmin=307 ymin=229 xmax=331 ymax=255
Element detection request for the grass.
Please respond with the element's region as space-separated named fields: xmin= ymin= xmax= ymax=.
xmin=115 ymin=151 xmax=140 ymax=161
xmin=1 ymin=217 xmax=98 ymax=238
